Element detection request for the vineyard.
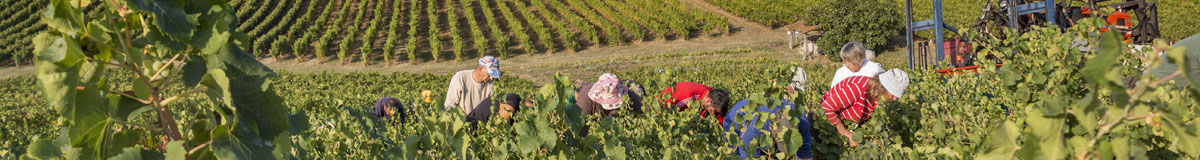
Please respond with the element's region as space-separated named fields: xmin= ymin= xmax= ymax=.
xmin=7 ymin=32 xmax=1200 ymax=158
xmin=226 ymin=0 xmax=729 ymax=64
xmin=0 ymin=0 xmax=728 ymax=66
xmin=704 ymin=0 xmax=808 ymax=28
xmin=0 ymin=0 xmax=106 ymax=67
xmin=4 ymin=0 xmax=1200 ymax=159
xmin=5 ymin=0 xmax=1198 ymax=66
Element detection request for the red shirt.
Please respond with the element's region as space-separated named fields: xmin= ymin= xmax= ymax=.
xmin=820 ymin=76 xmax=877 ymax=126
xmin=660 ymin=82 xmax=720 ymax=119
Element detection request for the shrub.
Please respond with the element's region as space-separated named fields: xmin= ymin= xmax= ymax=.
xmin=806 ymin=0 xmax=903 ymax=62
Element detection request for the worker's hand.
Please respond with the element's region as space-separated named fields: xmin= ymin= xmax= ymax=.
xmin=839 ymin=129 xmax=858 ymax=147
xmin=785 ymin=85 xmax=797 ymax=94
xmin=838 ymin=127 xmax=854 ymax=137
xmin=846 ymin=136 xmax=859 ymax=147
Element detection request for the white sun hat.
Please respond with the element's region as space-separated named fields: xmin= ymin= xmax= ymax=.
xmin=878 ymin=68 xmax=910 ymax=98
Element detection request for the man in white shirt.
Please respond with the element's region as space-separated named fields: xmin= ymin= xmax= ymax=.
xmin=830 ymin=42 xmax=885 ymax=87
xmin=444 ymin=56 xmax=501 ymax=115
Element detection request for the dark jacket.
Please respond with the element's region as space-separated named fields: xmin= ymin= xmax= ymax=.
xmin=466 ymin=93 xmax=522 ymax=125
xmin=465 ymin=99 xmax=493 ymax=125
xmin=374 ymin=97 xmax=406 ymax=124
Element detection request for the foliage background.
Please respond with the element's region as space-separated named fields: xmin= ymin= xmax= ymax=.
xmin=802 ymin=0 xmax=904 ymax=62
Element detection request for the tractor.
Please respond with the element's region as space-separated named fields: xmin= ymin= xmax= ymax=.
xmin=905 ymin=0 xmax=1160 ymax=74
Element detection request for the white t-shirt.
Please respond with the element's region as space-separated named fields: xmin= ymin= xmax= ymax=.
xmin=443 ymin=70 xmax=494 ymax=115
xmin=830 ymin=60 xmax=884 ymax=87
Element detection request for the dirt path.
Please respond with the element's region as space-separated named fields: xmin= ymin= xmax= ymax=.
xmin=0 ymin=1 xmax=798 ymax=82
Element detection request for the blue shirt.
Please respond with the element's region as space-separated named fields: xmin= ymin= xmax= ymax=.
xmin=722 ymin=99 xmax=793 ymax=158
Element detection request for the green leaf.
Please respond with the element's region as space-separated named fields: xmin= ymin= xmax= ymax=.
xmin=976 ymin=121 xmax=1019 ymax=159
xmin=34 ymin=53 xmax=81 ymax=114
xmin=107 ymin=130 xmax=144 ymax=155
xmin=1111 ymin=137 xmax=1130 ymax=160
xmin=33 ymin=33 xmax=85 ymax=68
xmin=164 ymin=141 xmax=185 ymax=160
xmin=69 ymin=86 xmax=114 ymax=158
xmin=139 ymin=28 xmax=189 ymax=54
xmin=514 ymin=121 xmax=540 ymax=154
xmin=288 ymin=111 xmax=310 ymax=134
xmin=209 ymin=125 xmax=276 ymax=160
xmin=127 ymin=0 xmax=198 ymax=41
xmin=24 ymin=138 xmax=62 ymax=159
xmin=132 ymin=77 xmax=151 ymax=99
xmin=197 ymin=45 xmax=292 ymax=159
xmin=536 ymin=117 xmax=557 ymax=149
xmin=85 ymin=22 xmax=113 ymax=42
xmin=270 ymin=131 xmax=293 ymax=159
xmin=191 ymin=5 xmax=231 ymax=56
xmin=1039 ymin=97 xmax=1066 ymax=116
xmin=1081 ymin=31 xmax=1128 ymax=105
xmin=1071 ymin=94 xmax=1101 ymax=132
xmin=1026 ymin=108 xmax=1066 ymax=159
xmin=1066 ymin=136 xmax=1088 ymax=158
xmin=181 ymin=55 xmax=207 ymax=87
xmin=400 ymin=135 xmax=426 ymax=159
xmin=43 ymin=0 xmax=85 ymax=35
xmin=107 ymin=147 xmax=165 ymax=160
xmin=786 ymin=129 xmax=804 ymax=155
xmin=200 ymin=69 xmax=232 ymax=107
xmin=603 ymin=140 xmax=627 ymax=160
xmin=1157 ymin=112 xmax=1200 ymax=157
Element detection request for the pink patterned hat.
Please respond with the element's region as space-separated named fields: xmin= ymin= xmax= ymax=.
xmin=589 ymin=73 xmax=628 ymax=110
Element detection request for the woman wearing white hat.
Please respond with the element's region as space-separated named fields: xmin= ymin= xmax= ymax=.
xmin=819 ymin=68 xmax=910 ymax=147
xmin=574 ymin=73 xmax=645 ymax=117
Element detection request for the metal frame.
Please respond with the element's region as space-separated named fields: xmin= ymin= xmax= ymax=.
xmin=907 ymin=0 xmax=1057 ymax=70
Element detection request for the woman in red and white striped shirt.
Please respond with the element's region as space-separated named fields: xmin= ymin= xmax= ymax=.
xmin=820 ymin=69 xmax=909 ymax=147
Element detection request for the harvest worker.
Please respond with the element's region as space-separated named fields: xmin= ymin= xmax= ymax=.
xmin=722 ymin=99 xmax=813 ymax=159
xmin=373 ymin=97 xmax=407 ymax=124
xmin=660 ymin=82 xmax=732 ymax=124
xmin=1144 ymin=34 xmax=1200 ymax=88
xmin=788 ymin=67 xmax=808 ymax=93
xmin=830 ymin=42 xmax=885 ymax=87
xmin=444 ymin=56 xmax=501 ymax=115
xmin=465 ymin=93 xmax=523 ymax=125
xmin=722 ymin=69 xmax=814 ymax=159
xmin=574 ymin=73 xmax=645 ymax=117
xmin=821 ymin=69 xmax=909 ymax=147
xmin=1112 ymin=34 xmax=1200 ymax=101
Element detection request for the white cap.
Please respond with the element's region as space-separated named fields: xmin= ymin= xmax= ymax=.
xmin=878 ymin=68 xmax=909 ymax=98
xmin=790 ymin=67 xmax=807 ymax=91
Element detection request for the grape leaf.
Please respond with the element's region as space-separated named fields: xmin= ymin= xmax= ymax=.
xmin=1081 ymin=31 xmax=1129 ymax=106
xmin=165 ymin=141 xmax=185 ymax=160
xmin=43 ymin=0 xmax=84 ymax=36
xmin=976 ymin=121 xmax=1019 ymax=159
xmin=24 ymin=139 xmax=62 ymax=159
xmin=108 ymin=147 xmax=165 ymax=160
xmin=1026 ymin=108 xmax=1065 ymax=159
xmin=33 ymin=33 xmax=83 ymax=113
xmin=191 ymin=5 xmax=231 ymax=56
xmin=127 ymin=0 xmax=198 ymax=41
